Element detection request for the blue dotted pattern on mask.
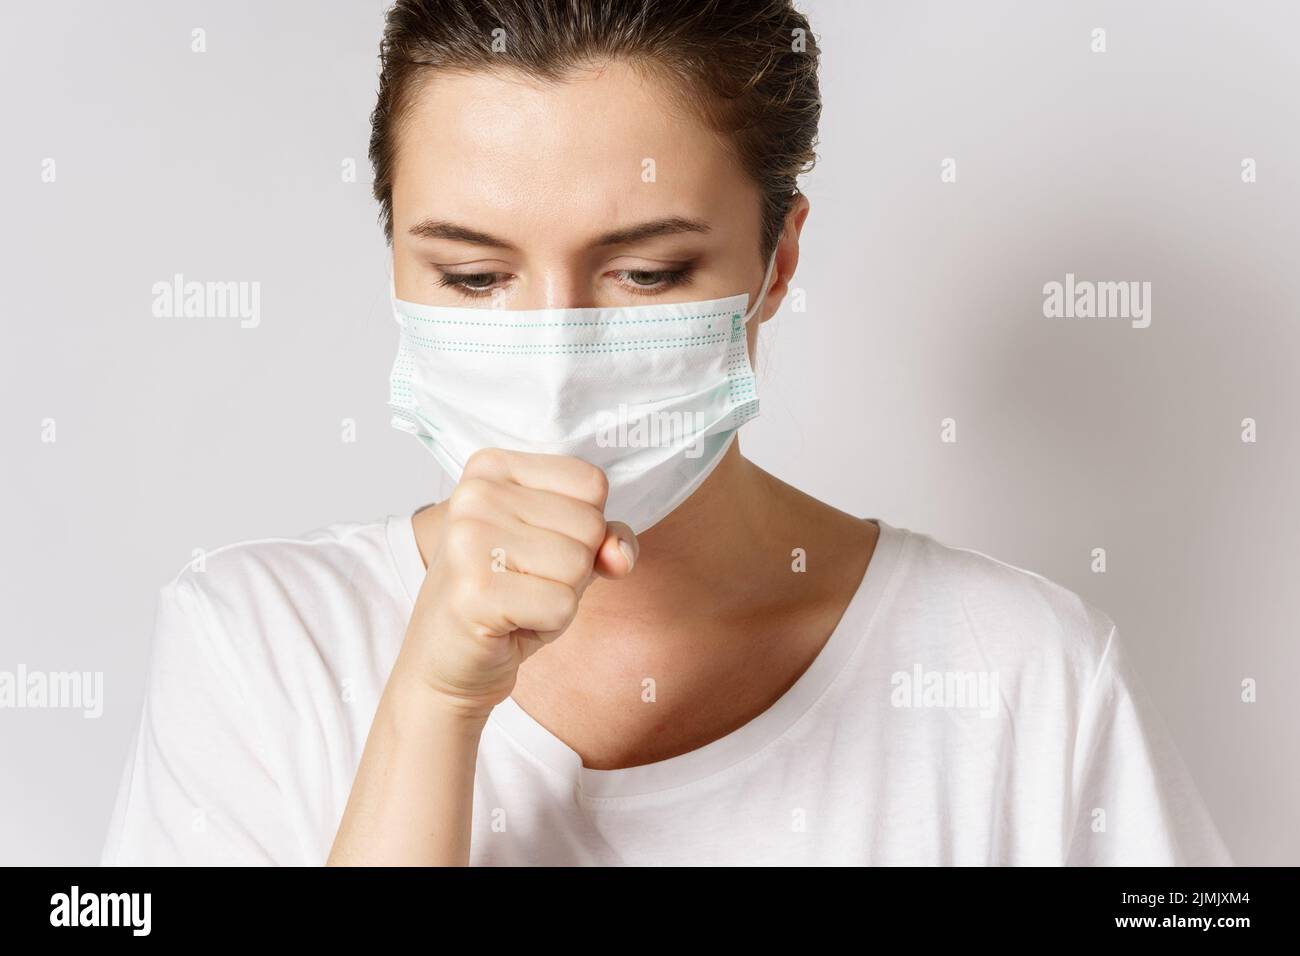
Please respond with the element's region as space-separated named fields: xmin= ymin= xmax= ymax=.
xmin=399 ymin=331 xmax=729 ymax=355
xmin=725 ymin=311 xmax=759 ymax=427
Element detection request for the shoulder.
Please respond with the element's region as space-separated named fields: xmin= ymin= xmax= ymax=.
xmin=150 ymin=516 xmax=411 ymax=686
xmin=882 ymin=522 xmax=1117 ymax=687
xmin=162 ymin=517 xmax=399 ymax=612
xmin=107 ymin=519 xmax=410 ymax=865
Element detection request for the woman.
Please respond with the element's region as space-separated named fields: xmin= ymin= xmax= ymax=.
xmin=102 ymin=0 xmax=1230 ymax=866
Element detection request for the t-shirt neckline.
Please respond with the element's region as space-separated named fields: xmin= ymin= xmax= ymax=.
xmin=386 ymin=510 xmax=908 ymax=801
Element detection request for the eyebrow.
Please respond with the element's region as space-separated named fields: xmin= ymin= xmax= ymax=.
xmin=406 ymin=216 xmax=710 ymax=250
xmin=592 ymin=217 xmax=711 ymax=247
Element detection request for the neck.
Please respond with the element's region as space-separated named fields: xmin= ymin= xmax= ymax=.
xmin=579 ymin=440 xmax=785 ymax=624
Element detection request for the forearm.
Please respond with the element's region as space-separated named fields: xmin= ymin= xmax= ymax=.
xmin=328 ymin=672 xmax=487 ymax=866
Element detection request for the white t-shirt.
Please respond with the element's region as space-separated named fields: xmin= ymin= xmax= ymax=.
xmin=101 ymin=514 xmax=1231 ymax=866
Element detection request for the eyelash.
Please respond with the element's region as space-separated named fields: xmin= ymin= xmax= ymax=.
xmin=436 ymin=267 xmax=694 ymax=300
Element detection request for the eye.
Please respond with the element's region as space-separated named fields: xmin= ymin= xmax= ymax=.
xmin=612 ymin=267 xmax=693 ymax=295
xmin=437 ymin=271 xmax=507 ymax=299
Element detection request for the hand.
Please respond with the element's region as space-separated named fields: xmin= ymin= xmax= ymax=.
xmin=392 ymin=448 xmax=638 ymax=720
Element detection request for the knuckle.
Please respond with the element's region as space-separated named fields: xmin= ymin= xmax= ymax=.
xmin=442 ymin=517 xmax=488 ymax=565
xmin=550 ymin=587 xmax=580 ymax=627
xmin=560 ymin=537 xmax=595 ymax=585
xmin=448 ymin=477 xmax=493 ymax=516
xmin=574 ymin=505 xmax=607 ymax=551
xmin=463 ymin=447 xmax=504 ymax=477
xmin=581 ymin=464 xmax=610 ymax=503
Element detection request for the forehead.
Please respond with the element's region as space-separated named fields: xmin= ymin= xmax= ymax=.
xmin=390 ymin=60 xmax=755 ymax=241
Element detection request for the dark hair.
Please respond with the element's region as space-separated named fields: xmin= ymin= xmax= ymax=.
xmin=369 ymin=0 xmax=821 ymax=260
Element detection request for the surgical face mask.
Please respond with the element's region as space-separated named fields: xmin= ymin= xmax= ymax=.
xmin=387 ymin=254 xmax=777 ymax=534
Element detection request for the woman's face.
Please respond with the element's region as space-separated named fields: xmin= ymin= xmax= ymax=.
xmin=390 ymin=59 xmax=801 ymax=337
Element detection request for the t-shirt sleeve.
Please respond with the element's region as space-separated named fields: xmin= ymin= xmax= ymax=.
xmin=1064 ymin=625 xmax=1232 ymax=866
xmin=100 ymin=575 xmax=305 ymax=866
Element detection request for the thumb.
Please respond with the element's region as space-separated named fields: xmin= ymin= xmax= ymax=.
xmin=592 ymin=521 xmax=638 ymax=579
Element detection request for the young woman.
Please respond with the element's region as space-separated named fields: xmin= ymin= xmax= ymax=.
xmin=102 ymin=0 xmax=1230 ymax=866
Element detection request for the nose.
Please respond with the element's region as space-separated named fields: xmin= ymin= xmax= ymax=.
xmin=511 ymin=263 xmax=595 ymax=311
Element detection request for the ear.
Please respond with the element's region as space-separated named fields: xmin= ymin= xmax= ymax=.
xmin=756 ymin=193 xmax=811 ymax=324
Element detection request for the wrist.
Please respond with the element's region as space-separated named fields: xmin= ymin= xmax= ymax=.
xmin=382 ymin=667 xmax=496 ymax=733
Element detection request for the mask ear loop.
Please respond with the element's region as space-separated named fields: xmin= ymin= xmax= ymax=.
xmin=739 ymin=251 xmax=780 ymax=325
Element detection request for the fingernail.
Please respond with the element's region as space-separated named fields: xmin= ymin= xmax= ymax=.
xmin=618 ymin=539 xmax=636 ymax=571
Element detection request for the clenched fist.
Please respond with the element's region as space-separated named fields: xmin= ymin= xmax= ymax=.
xmin=393 ymin=448 xmax=638 ymax=720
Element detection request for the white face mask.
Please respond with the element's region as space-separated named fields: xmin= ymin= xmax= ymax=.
xmin=387 ymin=254 xmax=777 ymax=534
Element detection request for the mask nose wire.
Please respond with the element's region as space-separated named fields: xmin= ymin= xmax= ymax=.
xmin=740 ymin=251 xmax=780 ymax=325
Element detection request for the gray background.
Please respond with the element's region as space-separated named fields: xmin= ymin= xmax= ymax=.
xmin=1 ymin=0 xmax=1295 ymax=865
